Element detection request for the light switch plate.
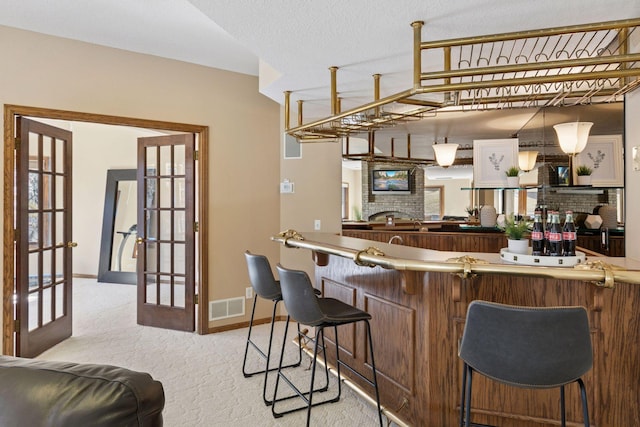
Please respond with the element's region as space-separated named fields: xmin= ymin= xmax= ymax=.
xmin=280 ymin=181 xmax=294 ymax=193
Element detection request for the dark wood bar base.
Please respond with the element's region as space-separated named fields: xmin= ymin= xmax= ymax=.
xmin=313 ymin=253 xmax=639 ymax=426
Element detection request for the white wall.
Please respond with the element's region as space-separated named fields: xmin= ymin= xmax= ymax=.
xmin=424 ymin=178 xmax=473 ymax=218
xmin=342 ymin=166 xmax=362 ymax=220
xmin=280 ymin=122 xmax=343 ymax=283
xmin=0 ymin=25 xmax=281 ymax=338
xmin=625 ymin=90 xmax=640 ymax=261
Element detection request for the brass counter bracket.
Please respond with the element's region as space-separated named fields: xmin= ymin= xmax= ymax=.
xmin=355 ymin=247 xmax=386 ymax=267
xmin=575 ymin=260 xmax=623 ymax=289
xmin=277 ymin=229 xmax=305 ymax=248
xmin=448 ymin=255 xmax=489 ymax=302
xmin=447 ymin=255 xmax=488 ymax=280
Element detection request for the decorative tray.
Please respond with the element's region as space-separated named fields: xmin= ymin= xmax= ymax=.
xmin=500 ymin=248 xmax=586 ymax=267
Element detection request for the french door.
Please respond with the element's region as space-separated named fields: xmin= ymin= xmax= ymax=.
xmin=15 ymin=118 xmax=73 ymax=357
xmin=136 ymin=134 xmax=196 ymax=331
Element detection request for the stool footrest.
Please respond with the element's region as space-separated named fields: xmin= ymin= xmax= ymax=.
xmin=337 ymin=359 xmax=376 ymax=390
xmin=272 ymin=395 xmax=340 ymax=418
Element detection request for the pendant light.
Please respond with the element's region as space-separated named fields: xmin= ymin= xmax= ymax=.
xmin=553 ymin=121 xmax=593 ymax=186
xmin=518 ymin=151 xmax=538 ymax=172
xmin=553 ymin=122 xmax=593 ymax=155
xmin=432 ymin=137 xmax=458 ymax=168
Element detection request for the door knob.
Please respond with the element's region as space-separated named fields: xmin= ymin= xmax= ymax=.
xmin=136 ymin=237 xmax=145 ymax=245
xmin=66 ymin=241 xmax=78 ymax=248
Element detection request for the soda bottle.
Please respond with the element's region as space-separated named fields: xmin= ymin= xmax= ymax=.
xmin=531 ymin=210 xmax=545 ymax=256
xmin=562 ymin=210 xmax=577 ymax=256
xmin=544 ymin=210 xmax=551 ymax=255
xmin=547 ymin=211 xmax=563 ymax=256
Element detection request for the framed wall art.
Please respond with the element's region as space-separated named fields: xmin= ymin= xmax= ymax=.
xmin=472 ymin=139 xmax=519 ymax=188
xmin=574 ymin=135 xmax=623 ymax=187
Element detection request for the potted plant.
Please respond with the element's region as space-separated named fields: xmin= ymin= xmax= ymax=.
xmin=575 ymin=165 xmax=593 ymax=186
xmin=465 ymin=206 xmax=478 ymax=222
xmin=501 ymin=214 xmax=530 ymax=254
xmin=505 ymin=166 xmax=520 ymax=188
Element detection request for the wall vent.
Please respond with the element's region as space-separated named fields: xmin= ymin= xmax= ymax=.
xmin=209 ymin=297 xmax=245 ymax=321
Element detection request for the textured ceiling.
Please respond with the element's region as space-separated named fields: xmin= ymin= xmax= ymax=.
xmin=190 ymin=0 xmax=640 ymax=116
xmin=1 ymin=0 xmax=637 ymax=153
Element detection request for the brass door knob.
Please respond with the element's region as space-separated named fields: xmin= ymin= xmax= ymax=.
xmin=66 ymin=241 xmax=78 ymax=248
xmin=136 ymin=237 xmax=145 ymax=245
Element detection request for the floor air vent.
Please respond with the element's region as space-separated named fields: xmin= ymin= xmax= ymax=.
xmin=209 ymin=297 xmax=245 ymax=321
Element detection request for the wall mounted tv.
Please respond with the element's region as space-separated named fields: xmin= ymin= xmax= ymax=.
xmin=371 ymin=169 xmax=411 ymax=194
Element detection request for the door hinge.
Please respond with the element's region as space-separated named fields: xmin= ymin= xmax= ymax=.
xmin=14 ymin=228 xmax=18 ymax=241
xmin=195 ymin=294 xmax=199 ymax=305
xmin=14 ymin=137 xmax=20 ymax=150
xmin=194 ymin=150 xmax=199 ymax=161
xmin=194 ymin=221 xmax=199 ymax=232
xmin=14 ymin=319 xmax=19 ymax=332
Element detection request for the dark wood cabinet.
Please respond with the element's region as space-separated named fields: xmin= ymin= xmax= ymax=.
xmin=577 ymin=233 xmax=625 ymax=257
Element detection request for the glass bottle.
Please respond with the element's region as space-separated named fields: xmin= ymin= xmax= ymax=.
xmin=562 ymin=210 xmax=577 ymax=256
xmin=547 ymin=211 xmax=563 ymax=256
xmin=544 ymin=210 xmax=551 ymax=255
xmin=531 ymin=210 xmax=545 ymax=256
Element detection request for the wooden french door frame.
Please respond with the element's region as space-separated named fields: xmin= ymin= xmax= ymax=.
xmin=15 ymin=117 xmax=74 ymax=357
xmin=3 ymin=105 xmax=209 ymax=355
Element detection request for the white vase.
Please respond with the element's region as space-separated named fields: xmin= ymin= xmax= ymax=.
xmin=480 ymin=205 xmax=497 ymax=227
xmin=507 ymin=238 xmax=529 ymax=254
xmin=576 ymin=175 xmax=591 ymax=186
xmin=506 ymin=176 xmax=519 ymax=188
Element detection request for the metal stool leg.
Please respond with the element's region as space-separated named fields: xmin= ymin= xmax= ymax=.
xmin=577 ymin=378 xmax=590 ymax=427
xmin=364 ymin=320 xmax=383 ymax=427
xmin=561 ymin=385 xmax=566 ymax=427
xmin=332 ymin=326 xmax=343 ymax=402
xmin=242 ymin=295 xmax=260 ymax=377
xmin=243 ymin=297 xmax=303 ymax=405
xmin=272 ymin=321 xmax=335 ymax=420
xmin=459 ymin=362 xmax=467 ymax=427
xmin=464 ymin=366 xmax=473 ymax=427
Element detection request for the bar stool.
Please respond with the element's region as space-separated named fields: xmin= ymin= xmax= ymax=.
xmin=459 ymin=300 xmax=593 ymax=427
xmin=242 ymin=251 xmax=304 ymax=405
xmin=273 ymin=264 xmax=383 ymax=427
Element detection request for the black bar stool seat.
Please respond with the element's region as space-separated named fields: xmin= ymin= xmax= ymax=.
xmin=459 ymin=300 xmax=593 ymax=427
xmin=273 ymin=264 xmax=383 ymax=427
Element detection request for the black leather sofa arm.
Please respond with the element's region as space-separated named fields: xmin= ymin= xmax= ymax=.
xmin=0 ymin=356 xmax=164 ymax=426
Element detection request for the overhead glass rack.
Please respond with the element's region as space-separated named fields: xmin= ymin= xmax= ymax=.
xmin=284 ymin=18 xmax=640 ymax=142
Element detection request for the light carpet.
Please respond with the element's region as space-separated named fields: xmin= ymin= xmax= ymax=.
xmin=37 ymin=279 xmax=391 ymax=426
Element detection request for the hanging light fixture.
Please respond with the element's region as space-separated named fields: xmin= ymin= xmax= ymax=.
xmin=518 ymin=151 xmax=538 ymax=172
xmin=553 ymin=121 xmax=593 ymax=186
xmin=432 ymin=137 xmax=458 ymax=168
xmin=553 ymin=122 xmax=593 ymax=155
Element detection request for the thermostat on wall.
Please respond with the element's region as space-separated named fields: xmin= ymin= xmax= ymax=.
xmin=280 ymin=179 xmax=294 ymax=193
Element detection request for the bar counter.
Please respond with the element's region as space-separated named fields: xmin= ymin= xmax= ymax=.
xmin=273 ymin=231 xmax=640 ymax=427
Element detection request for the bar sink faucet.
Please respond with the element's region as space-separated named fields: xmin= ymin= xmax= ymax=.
xmin=388 ymin=235 xmax=404 ymax=245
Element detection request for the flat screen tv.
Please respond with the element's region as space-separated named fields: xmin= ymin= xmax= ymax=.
xmin=371 ymin=169 xmax=411 ymax=194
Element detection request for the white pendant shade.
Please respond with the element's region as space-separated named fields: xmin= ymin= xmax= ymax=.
xmin=553 ymin=122 xmax=593 ymax=155
xmin=518 ymin=151 xmax=538 ymax=172
xmin=433 ymin=143 xmax=458 ymax=167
